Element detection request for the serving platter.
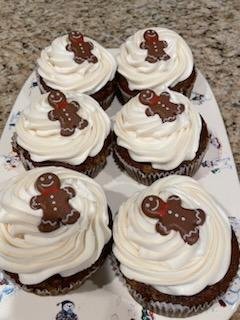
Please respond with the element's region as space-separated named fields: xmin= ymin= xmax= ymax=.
xmin=0 ymin=49 xmax=240 ymax=320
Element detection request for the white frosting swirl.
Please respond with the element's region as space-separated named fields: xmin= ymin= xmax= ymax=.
xmin=37 ymin=35 xmax=117 ymax=95
xmin=117 ymin=27 xmax=193 ymax=91
xmin=114 ymin=89 xmax=202 ymax=170
xmin=16 ymin=92 xmax=111 ymax=165
xmin=113 ymin=175 xmax=231 ymax=296
xmin=0 ymin=167 xmax=111 ymax=285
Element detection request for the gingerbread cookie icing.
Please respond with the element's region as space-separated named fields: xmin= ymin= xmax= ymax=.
xmin=142 ymin=195 xmax=206 ymax=245
xmin=66 ymin=31 xmax=98 ymax=64
xmin=15 ymin=92 xmax=110 ymax=165
xmin=117 ymin=27 xmax=193 ymax=91
xmin=48 ymin=90 xmax=88 ymax=136
xmin=0 ymin=167 xmax=111 ymax=285
xmin=37 ymin=33 xmax=116 ymax=95
xmin=30 ymin=172 xmax=80 ymax=232
xmin=139 ymin=89 xmax=184 ymax=122
xmin=113 ymin=175 xmax=231 ymax=296
xmin=114 ymin=89 xmax=202 ymax=170
xmin=140 ymin=29 xmax=170 ymax=63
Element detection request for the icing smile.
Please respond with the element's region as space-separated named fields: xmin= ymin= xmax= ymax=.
xmin=41 ymin=180 xmax=54 ymax=188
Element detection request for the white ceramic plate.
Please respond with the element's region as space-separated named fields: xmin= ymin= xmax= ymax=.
xmin=0 ymin=49 xmax=240 ymax=320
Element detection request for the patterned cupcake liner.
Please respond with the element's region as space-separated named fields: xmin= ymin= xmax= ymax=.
xmin=110 ymin=218 xmax=240 ymax=318
xmin=113 ymin=145 xmax=207 ymax=186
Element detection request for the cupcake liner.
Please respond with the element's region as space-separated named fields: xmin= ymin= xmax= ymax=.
xmin=3 ymin=265 xmax=100 ymax=296
xmin=170 ymin=69 xmax=197 ymax=99
xmin=110 ymin=254 xmax=216 ymax=318
xmin=5 ymin=210 xmax=113 ymax=297
xmin=12 ymin=133 xmax=112 ymax=178
xmin=110 ymin=219 xmax=240 ymax=318
xmin=116 ymin=83 xmax=137 ymax=105
xmin=127 ymin=285 xmax=214 ymax=318
xmin=113 ymin=144 xmax=207 ymax=186
xmin=98 ymin=89 xmax=116 ymax=110
xmin=36 ymin=70 xmax=116 ymax=110
xmin=116 ymin=68 xmax=196 ymax=105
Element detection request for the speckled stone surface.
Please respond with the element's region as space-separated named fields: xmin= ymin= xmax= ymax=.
xmin=0 ymin=0 xmax=240 ymax=316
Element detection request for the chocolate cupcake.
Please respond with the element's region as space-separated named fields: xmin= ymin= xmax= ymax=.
xmin=113 ymin=89 xmax=209 ymax=185
xmin=0 ymin=167 xmax=112 ymax=296
xmin=112 ymin=175 xmax=240 ymax=317
xmin=37 ymin=31 xmax=117 ymax=110
xmin=13 ymin=90 xmax=112 ymax=178
xmin=117 ymin=27 xmax=196 ymax=104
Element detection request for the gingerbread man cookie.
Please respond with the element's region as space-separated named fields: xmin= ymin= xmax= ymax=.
xmin=139 ymin=89 xmax=185 ymax=123
xmin=141 ymin=195 xmax=206 ymax=245
xmin=48 ymin=90 xmax=88 ymax=137
xmin=66 ymin=31 xmax=98 ymax=64
xmin=30 ymin=172 xmax=80 ymax=232
xmin=140 ymin=29 xmax=170 ymax=63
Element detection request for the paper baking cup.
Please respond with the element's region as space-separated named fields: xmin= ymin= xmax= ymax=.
xmin=99 ymin=90 xmax=116 ymax=110
xmin=116 ymin=84 xmax=137 ymax=105
xmin=110 ymin=254 xmax=215 ymax=318
xmin=36 ymin=70 xmax=116 ymax=110
xmin=4 ymin=228 xmax=113 ymax=296
xmin=117 ymin=71 xmax=196 ymax=105
xmin=110 ymin=218 xmax=240 ymax=318
xmin=113 ymin=145 xmax=207 ymax=186
xmin=3 ymin=264 xmax=100 ymax=296
xmin=12 ymin=133 xmax=111 ymax=178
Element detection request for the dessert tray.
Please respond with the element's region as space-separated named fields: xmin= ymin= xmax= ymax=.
xmin=0 ymin=49 xmax=240 ymax=320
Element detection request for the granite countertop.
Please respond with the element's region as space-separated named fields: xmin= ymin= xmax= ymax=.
xmin=0 ymin=0 xmax=240 ymax=318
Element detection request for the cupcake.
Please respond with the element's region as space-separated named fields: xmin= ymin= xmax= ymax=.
xmin=37 ymin=31 xmax=117 ymax=110
xmin=117 ymin=27 xmax=196 ymax=104
xmin=113 ymin=89 xmax=209 ymax=185
xmin=0 ymin=167 xmax=112 ymax=295
xmin=112 ymin=175 xmax=239 ymax=317
xmin=13 ymin=90 xmax=112 ymax=178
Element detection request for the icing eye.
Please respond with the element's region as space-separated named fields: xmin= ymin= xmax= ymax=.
xmin=146 ymin=203 xmax=150 ymax=208
xmin=181 ymin=217 xmax=186 ymax=221
xmin=168 ymin=210 xmax=172 ymax=214
xmin=48 ymin=175 xmax=52 ymax=179
xmin=149 ymin=197 xmax=153 ymax=201
xmin=40 ymin=177 xmax=44 ymax=181
xmin=175 ymin=213 xmax=179 ymax=218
